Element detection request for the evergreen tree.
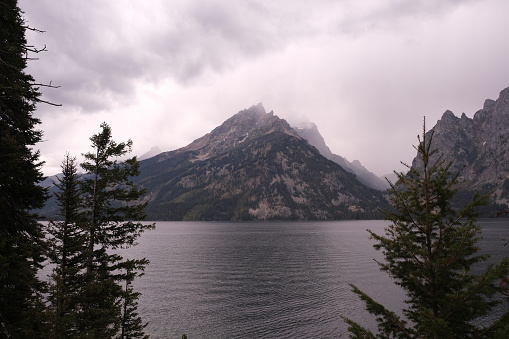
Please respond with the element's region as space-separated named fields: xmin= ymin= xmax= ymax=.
xmin=0 ymin=1 xmax=48 ymax=337
xmin=47 ymin=153 xmax=86 ymax=338
xmin=343 ymin=121 xmax=509 ymax=338
xmin=119 ymin=259 xmax=150 ymax=339
xmin=78 ymin=122 xmax=154 ymax=337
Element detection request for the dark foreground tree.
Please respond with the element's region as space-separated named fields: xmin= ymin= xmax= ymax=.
xmin=0 ymin=1 xmax=48 ymax=337
xmin=77 ymin=122 xmax=154 ymax=337
xmin=47 ymin=153 xmax=86 ymax=337
xmin=343 ymin=121 xmax=509 ymax=338
xmin=120 ymin=259 xmax=150 ymax=339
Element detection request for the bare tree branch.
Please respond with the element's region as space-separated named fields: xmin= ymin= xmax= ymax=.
xmin=25 ymin=44 xmax=47 ymax=54
xmin=31 ymin=81 xmax=61 ymax=89
xmin=20 ymin=24 xmax=62 ymax=107
xmin=23 ymin=26 xmax=45 ymax=34
xmin=36 ymin=98 xmax=62 ymax=107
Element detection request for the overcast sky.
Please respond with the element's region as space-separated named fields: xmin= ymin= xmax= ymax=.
xmin=20 ymin=0 xmax=509 ymax=177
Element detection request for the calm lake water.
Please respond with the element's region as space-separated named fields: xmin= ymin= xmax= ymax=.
xmin=120 ymin=219 xmax=509 ymax=338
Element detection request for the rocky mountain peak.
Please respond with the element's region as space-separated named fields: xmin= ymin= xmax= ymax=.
xmin=177 ymin=103 xmax=299 ymax=160
xmin=136 ymin=104 xmax=388 ymax=220
xmin=498 ymin=86 xmax=509 ymax=102
xmin=434 ymin=108 xmax=475 ymax=135
xmin=413 ymin=86 xmax=509 ymax=210
xmin=483 ymin=98 xmax=496 ymax=111
xmin=492 ymin=87 xmax=509 ymax=117
xmin=139 ymin=145 xmax=162 ymax=160
xmin=442 ymin=110 xmax=456 ymax=120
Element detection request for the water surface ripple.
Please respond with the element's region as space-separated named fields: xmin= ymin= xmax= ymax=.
xmin=122 ymin=220 xmax=509 ymax=338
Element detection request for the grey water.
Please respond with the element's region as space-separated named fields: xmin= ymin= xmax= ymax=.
xmin=120 ymin=219 xmax=509 ymax=338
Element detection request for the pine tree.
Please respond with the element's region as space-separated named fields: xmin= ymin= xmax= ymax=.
xmin=119 ymin=259 xmax=150 ymax=339
xmin=0 ymin=1 xmax=49 ymax=337
xmin=78 ymin=122 xmax=154 ymax=337
xmin=343 ymin=121 xmax=509 ymax=338
xmin=47 ymin=153 xmax=86 ymax=338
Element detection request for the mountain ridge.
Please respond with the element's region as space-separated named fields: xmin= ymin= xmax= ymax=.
xmin=36 ymin=85 xmax=509 ymax=221
xmin=413 ymin=86 xmax=509 ymax=211
xmin=294 ymin=122 xmax=389 ymax=190
xmin=137 ymin=104 xmax=388 ymax=220
xmin=146 ymin=104 xmax=388 ymax=191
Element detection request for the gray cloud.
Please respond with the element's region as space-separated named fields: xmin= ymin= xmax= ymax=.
xmin=23 ymin=0 xmax=302 ymax=112
xmin=23 ymin=0 xmax=477 ymax=113
xmin=18 ymin=0 xmax=509 ymax=176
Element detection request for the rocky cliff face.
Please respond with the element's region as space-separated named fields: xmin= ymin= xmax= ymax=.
xmin=413 ymin=87 xmax=509 ymax=208
xmin=295 ymin=122 xmax=389 ymax=190
xmin=176 ymin=103 xmax=292 ymax=154
xmin=138 ymin=104 xmax=388 ymax=220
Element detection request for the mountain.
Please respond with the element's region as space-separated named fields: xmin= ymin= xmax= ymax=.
xmin=139 ymin=146 xmax=162 ymax=160
xmin=294 ymin=122 xmax=390 ymax=190
xmin=136 ymin=104 xmax=388 ymax=220
xmin=413 ymin=86 xmax=509 ymax=212
xmin=36 ymin=174 xmax=61 ymax=218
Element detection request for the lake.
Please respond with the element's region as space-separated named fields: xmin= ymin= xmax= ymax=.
xmin=121 ymin=219 xmax=509 ymax=338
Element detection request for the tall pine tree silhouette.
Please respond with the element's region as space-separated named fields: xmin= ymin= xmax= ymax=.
xmin=77 ymin=122 xmax=154 ymax=337
xmin=47 ymin=154 xmax=86 ymax=337
xmin=0 ymin=1 xmax=49 ymax=337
